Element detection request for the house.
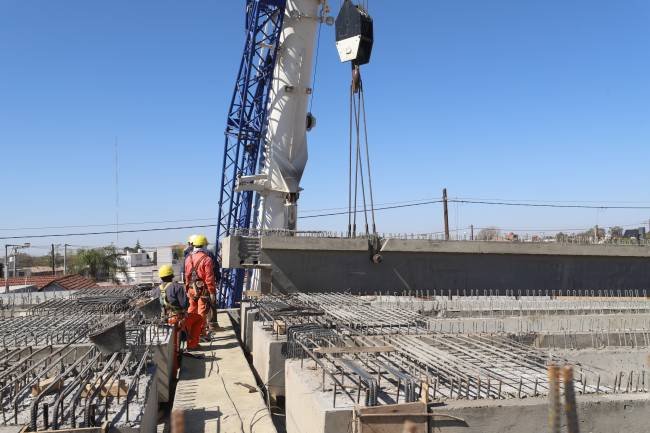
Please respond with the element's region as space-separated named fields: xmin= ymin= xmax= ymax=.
xmin=623 ymin=227 xmax=647 ymax=240
xmin=115 ymin=247 xmax=182 ymax=285
xmin=2 ymin=274 xmax=98 ymax=293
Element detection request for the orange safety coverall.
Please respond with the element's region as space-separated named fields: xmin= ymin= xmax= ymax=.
xmin=155 ymin=281 xmax=203 ymax=372
xmin=184 ymin=250 xmax=216 ymax=335
xmin=155 ymin=281 xmax=202 ymax=349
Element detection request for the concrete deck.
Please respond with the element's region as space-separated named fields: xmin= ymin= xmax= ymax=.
xmin=285 ymin=359 xmax=650 ymax=433
xmin=172 ymin=312 xmax=277 ymax=433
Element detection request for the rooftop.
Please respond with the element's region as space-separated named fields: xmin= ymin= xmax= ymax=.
xmin=1 ymin=274 xmax=98 ymax=291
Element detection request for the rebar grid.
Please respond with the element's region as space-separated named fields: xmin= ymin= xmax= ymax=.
xmin=295 ymin=293 xmax=428 ymax=332
xmin=253 ymin=293 xmax=649 ymax=408
xmin=0 ymin=345 xmax=152 ymax=430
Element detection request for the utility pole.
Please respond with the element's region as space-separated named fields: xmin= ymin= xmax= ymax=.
xmin=64 ymin=244 xmax=69 ymax=276
xmin=51 ymin=244 xmax=55 ymax=276
xmin=4 ymin=243 xmax=29 ymax=293
xmin=470 ymin=224 xmax=474 ymax=241
xmin=4 ymin=245 xmax=8 ymax=293
xmin=443 ymin=188 xmax=450 ymax=241
xmin=594 ymin=225 xmax=599 ymax=243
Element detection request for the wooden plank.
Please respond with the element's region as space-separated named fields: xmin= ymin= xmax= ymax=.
xmin=81 ymin=379 xmax=127 ymax=398
xmin=420 ymin=381 xmax=429 ymax=404
xmin=31 ymin=376 xmax=64 ymax=396
xmin=356 ymin=402 xmax=427 ymax=433
xmin=273 ymin=319 xmax=286 ymax=335
xmin=313 ymin=345 xmax=395 ymax=355
xmin=22 ymin=422 xmax=109 ymax=432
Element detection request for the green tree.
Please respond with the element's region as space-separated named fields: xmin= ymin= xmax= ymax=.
xmin=609 ymin=226 xmax=624 ymax=239
xmin=69 ymin=246 xmax=127 ymax=282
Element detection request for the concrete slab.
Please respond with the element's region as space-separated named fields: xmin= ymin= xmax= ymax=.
xmin=433 ymin=393 xmax=650 ymax=433
xmin=285 ymin=357 xmax=650 ymax=433
xmin=149 ymin=326 xmax=175 ymax=404
xmin=172 ymin=312 xmax=276 ymax=433
xmin=285 ymin=360 xmax=353 ymax=433
xmin=252 ymin=321 xmax=287 ymax=399
xmin=224 ymin=235 xmax=650 ymax=292
xmin=552 ymin=348 xmax=650 ymax=375
xmin=242 ymin=308 xmax=259 ymax=353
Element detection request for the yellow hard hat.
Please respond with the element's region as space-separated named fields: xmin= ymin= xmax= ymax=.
xmin=158 ymin=264 xmax=174 ymax=278
xmin=192 ymin=234 xmax=209 ymax=247
xmin=188 ymin=234 xmax=198 ymax=244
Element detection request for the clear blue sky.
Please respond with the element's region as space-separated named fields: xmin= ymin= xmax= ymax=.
xmin=1 ymin=0 xmax=649 ymax=251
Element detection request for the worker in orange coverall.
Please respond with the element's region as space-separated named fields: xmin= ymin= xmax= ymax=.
xmin=184 ymin=234 xmax=217 ymax=338
xmin=153 ymin=265 xmax=203 ymax=369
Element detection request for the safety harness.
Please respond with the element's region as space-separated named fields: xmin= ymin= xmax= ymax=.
xmin=188 ymin=253 xmax=209 ymax=300
xmin=159 ymin=282 xmax=183 ymax=315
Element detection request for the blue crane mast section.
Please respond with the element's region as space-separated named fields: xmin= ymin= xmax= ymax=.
xmin=216 ymin=0 xmax=287 ymax=308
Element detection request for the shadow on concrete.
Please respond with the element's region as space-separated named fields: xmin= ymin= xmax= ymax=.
xmin=429 ymin=418 xmax=470 ymax=431
xmin=211 ymin=342 xmax=240 ymax=350
xmin=180 ymin=358 xmax=206 ymax=380
xmin=181 ymin=408 xmax=223 ymax=433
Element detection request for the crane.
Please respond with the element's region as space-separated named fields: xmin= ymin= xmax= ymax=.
xmin=216 ymin=0 xmax=373 ymax=308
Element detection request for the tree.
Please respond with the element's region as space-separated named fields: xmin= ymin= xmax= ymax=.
xmin=609 ymin=226 xmax=624 ymax=239
xmin=556 ymin=232 xmax=568 ymax=242
xmin=476 ymin=227 xmax=501 ymax=241
xmin=123 ymin=240 xmax=143 ymax=254
xmin=577 ymin=226 xmax=605 ymax=241
xmin=69 ymin=246 xmax=127 ymax=282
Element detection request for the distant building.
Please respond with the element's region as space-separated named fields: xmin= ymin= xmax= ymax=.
xmin=623 ymin=227 xmax=647 ymax=240
xmin=115 ymin=247 xmax=182 ymax=285
xmin=505 ymin=232 xmax=519 ymax=241
xmin=25 ymin=266 xmax=65 ymax=276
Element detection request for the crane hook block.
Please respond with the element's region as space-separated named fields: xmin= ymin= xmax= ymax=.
xmin=335 ymin=0 xmax=373 ymax=66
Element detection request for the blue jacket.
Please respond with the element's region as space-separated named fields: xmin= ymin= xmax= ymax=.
xmin=152 ymin=281 xmax=189 ymax=310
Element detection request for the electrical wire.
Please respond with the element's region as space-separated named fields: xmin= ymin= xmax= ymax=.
xmin=452 ymin=199 xmax=650 ymax=210
xmin=0 ymin=217 xmax=217 ymax=232
xmin=2 ymin=198 xmax=649 ymax=241
xmin=308 ymin=6 xmax=323 ymax=114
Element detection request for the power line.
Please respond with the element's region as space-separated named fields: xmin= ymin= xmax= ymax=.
xmin=4 ymin=197 xmax=649 ymax=233
xmin=0 ymin=201 xmax=444 ymax=240
xmin=2 ymin=197 xmax=649 ymax=241
xmin=0 ymin=224 xmax=218 ymax=241
xmin=451 ymin=199 xmax=650 ymax=210
xmin=298 ymin=200 xmax=443 ymax=219
xmin=0 ymin=217 xmax=217 ymax=232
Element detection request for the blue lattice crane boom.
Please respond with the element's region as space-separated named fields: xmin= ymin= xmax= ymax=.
xmin=216 ymin=0 xmax=287 ymax=307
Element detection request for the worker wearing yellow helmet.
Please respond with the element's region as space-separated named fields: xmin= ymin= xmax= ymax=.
xmin=184 ymin=234 xmax=219 ymax=337
xmin=153 ymin=264 xmax=202 ymax=354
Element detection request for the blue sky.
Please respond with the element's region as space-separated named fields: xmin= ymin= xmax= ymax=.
xmin=1 ymin=0 xmax=649 ymax=251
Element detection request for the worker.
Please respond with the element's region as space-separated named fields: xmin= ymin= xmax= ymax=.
xmin=184 ymin=233 xmax=221 ymax=281
xmin=183 ymin=234 xmax=198 ymax=258
xmin=153 ymin=265 xmax=203 ymax=356
xmin=184 ymin=234 xmax=218 ymax=337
